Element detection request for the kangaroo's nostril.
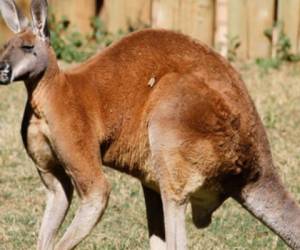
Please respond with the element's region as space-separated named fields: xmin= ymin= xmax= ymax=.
xmin=0 ymin=62 xmax=8 ymax=71
xmin=0 ymin=62 xmax=12 ymax=84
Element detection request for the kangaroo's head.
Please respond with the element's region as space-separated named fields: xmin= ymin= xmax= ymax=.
xmin=0 ymin=0 xmax=49 ymax=85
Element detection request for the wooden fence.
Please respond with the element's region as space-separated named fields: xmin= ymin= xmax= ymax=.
xmin=1 ymin=0 xmax=300 ymax=60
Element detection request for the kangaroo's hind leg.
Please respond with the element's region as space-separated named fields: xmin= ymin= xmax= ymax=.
xmin=147 ymin=72 xmax=231 ymax=249
xmin=162 ymin=196 xmax=188 ymax=250
xmin=148 ymin=125 xmax=193 ymax=250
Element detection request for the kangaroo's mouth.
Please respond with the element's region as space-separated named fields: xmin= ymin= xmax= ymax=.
xmin=0 ymin=63 xmax=12 ymax=85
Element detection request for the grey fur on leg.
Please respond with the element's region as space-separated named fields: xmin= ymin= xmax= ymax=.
xmin=162 ymin=196 xmax=187 ymax=250
xmin=37 ymin=168 xmax=73 ymax=250
xmin=54 ymin=178 xmax=110 ymax=250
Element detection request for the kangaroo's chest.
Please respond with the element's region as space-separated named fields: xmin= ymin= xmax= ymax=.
xmin=22 ymin=108 xmax=57 ymax=172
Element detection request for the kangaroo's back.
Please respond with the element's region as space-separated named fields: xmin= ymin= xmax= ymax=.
xmin=65 ymin=29 xmax=262 ymax=148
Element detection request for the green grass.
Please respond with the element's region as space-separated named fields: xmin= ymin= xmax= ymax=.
xmin=1 ymin=63 xmax=300 ymax=249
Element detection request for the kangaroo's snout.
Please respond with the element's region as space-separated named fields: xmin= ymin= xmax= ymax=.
xmin=0 ymin=62 xmax=12 ymax=85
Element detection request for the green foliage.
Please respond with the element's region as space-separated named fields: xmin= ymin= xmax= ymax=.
xmin=48 ymin=14 xmax=133 ymax=63
xmin=264 ymin=108 xmax=278 ymax=129
xmin=256 ymin=57 xmax=281 ymax=71
xmin=256 ymin=22 xmax=300 ymax=72
xmin=48 ymin=14 xmax=92 ymax=63
xmin=90 ymin=17 xmax=114 ymax=46
xmin=227 ymin=35 xmax=241 ymax=62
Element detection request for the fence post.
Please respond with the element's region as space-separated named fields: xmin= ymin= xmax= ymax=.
xmin=152 ymin=0 xmax=215 ymax=46
xmin=228 ymin=0 xmax=275 ymax=60
xmin=247 ymin=0 xmax=275 ymax=59
xmin=151 ymin=0 xmax=180 ymax=30
xmin=101 ymin=0 xmax=127 ymax=33
xmin=102 ymin=0 xmax=151 ymax=33
xmin=125 ymin=0 xmax=152 ymax=29
xmin=215 ymin=0 xmax=228 ymax=57
xmin=49 ymin=0 xmax=96 ymax=34
xmin=278 ymin=0 xmax=300 ymax=54
xmin=228 ymin=0 xmax=248 ymax=59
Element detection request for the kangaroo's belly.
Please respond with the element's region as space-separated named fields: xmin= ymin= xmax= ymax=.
xmin=101 ymin=128 xmax=160 ymax=188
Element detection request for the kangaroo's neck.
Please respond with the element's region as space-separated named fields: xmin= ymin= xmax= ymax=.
xmin=25 ymin=47 xmax=61 ymax=112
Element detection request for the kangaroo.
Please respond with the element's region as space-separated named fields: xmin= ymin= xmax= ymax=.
xmin=1 ymin=0 xmax=300 ymax=249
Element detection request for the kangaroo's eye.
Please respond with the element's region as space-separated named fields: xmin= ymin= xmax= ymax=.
xmin=21 ymin=44 xmax=34 ymax=53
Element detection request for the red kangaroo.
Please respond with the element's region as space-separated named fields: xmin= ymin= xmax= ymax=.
xmin=0 ymin=0 xmax=300 ymax=249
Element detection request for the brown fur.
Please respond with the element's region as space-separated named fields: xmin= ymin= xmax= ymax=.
xmin=1 ymin=1 xmax=300 ymax=248
xmin=19 ymin=27 xmax=271 ymax=242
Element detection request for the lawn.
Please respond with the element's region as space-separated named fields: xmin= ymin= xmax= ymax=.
xmin=1 ymin=63 xmax=300 ymax=250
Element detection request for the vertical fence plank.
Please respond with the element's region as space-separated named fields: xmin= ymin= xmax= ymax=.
xmin=152 ymin=0 xmax=215 ymax=46
xmin=228 ymin=0 xmax=248 ymax=59
xmin=101 ymin=0 xmax=127 ymax=33
xmin=179 ymin=0 xmax=215 ymax=45
xmin=102 ymin=0 xmax=151 ymax=33
xmin=152 ymin=0 xmax=180 ymax=30
xmin=278 ymin=0 xmax=300 ymax=53
xmin=215 ymin=0 xmax=228 ymax=56
xmin=1 ymin=0 xmax=297 ymax=60
xmin=49 ymin=0 xmax=96 ymax=33
xmin=229 ymin=0 xmax=274 ymax=59
xmin=247 ymin=0 xmax=275 ymax=58
xmin=125 ymin=0 xmax=152 ymax=28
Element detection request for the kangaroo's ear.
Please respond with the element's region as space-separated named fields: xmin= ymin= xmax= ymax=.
xmin=31 ymin=0 xmax=49 ymax=40
xmin=0 ymin=0 xmax=29 ymax=33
